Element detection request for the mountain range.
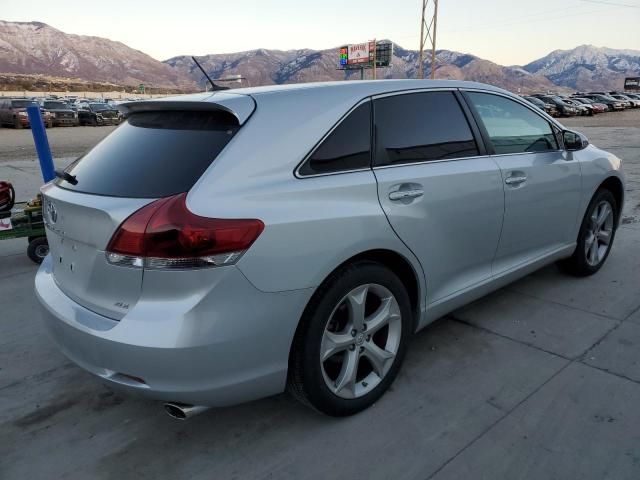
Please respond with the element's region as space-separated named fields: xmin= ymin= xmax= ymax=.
xmin=1 ymin=20 xmax=639 ymax=93
xmin=166 ymin=45 xmax=560 ymax=93
xmin=0 ymin=20 xmax=192 ymax=89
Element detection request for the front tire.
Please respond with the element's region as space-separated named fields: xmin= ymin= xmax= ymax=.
xmin=288 ymin=261 xmax=413 ymax=416
xmin=558 ymin=189 xmax=617 ymax=276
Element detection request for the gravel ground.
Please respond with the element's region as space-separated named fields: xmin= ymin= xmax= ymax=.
xmin=0 ymin=125 xmax=115 ymax=163
xmin=561 ymin=109 xmax=640 ymax=225
xmin=562 ymin=108 xmax=640 ymax=128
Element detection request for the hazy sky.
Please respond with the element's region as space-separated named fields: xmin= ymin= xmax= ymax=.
xmin=4 ymin=0 xmax=640 ymax=64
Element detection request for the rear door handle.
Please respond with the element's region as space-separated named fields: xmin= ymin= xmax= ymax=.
xmin=389 ymin=189 xmax=424 ymax=201
xmin=505 ymin=175 xmax=527 ymax=185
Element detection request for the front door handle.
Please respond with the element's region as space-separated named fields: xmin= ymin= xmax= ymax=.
xmin=505 ymin=175 xmax=527 ymax=185
xmin=389 ymin=189 xmax=424 ymax=201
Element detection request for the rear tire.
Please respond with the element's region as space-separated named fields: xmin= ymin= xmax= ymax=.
xmin=288 ymin=261 xmax=413 ymax=416
xmin=558 ymin=189 xmax=617 ymax=277
xmin=27 ymin=237 xmax=49 ymax=264
xmin=14 ymin=117 xmax=22 ymax=129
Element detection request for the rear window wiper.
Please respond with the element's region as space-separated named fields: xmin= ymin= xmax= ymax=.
xmin=55 ymin=169 xmax=78 ymax=185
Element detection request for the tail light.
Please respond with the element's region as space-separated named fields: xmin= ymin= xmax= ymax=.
xmin=106 ymin=193 xmax=264 ymax=269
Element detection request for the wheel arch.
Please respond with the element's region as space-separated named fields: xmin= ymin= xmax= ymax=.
xmin=294 ymin=248 xmax=423 ymax=338
xmin=598 ymin=176 xmax=624 ymax=224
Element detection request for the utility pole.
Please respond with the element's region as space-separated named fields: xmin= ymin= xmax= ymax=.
xmin=418 ymin=0 xmax=439 ymax=79
xmin=372 ymin=38 xmax=377 ymax=80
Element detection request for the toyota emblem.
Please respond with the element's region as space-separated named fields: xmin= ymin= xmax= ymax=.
xmin=46 ymin=200 xmax=58 ymax=224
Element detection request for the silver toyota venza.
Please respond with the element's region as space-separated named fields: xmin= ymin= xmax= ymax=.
xmin=36 ymin=80 xmax=624 ymax=418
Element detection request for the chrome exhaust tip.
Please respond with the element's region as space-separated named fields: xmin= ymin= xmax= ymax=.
xmin=163 ymin=402 xmax=209 ymax=420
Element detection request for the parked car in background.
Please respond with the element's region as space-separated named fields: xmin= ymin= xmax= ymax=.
xmin=625 ymin=93 xmax=640 ymax=103
xmin=532 ymin=95 xmax=578 ymax=116
xmin=522 ymin=96 xmax=559 ymax=116
xmin=37 ymin=80 xmax=625 ymax=418
xmin=571 ymin=97 xmax=607 ymax=114
xmin=610 ymin=94 xmax=640 ymax=108
xmin=562 ymin=98 xmax=592 ymax=116
xmin=581 ymin=94 xmax=625 ymax=111
xmin=41 ymin=100 xmax=79 ymax=126
xmin=0 ymin=98 xmax=53 ymax=128
xmin=77 ymin=103 xmax=121 ymax=126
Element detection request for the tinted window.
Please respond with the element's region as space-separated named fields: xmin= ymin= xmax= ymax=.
xmin=299 ymin=102 xmax=371 ymax=176
xmin=44 ymin=101 xmax=68 ymax=109
xmin=89 ymin=103 xmax=110 ymax=112
xmin=467 ymin=92 xmax=558 ymax=154
xmin=57 ymin=110 xmax=239 ymax=198
xmin=374 ymin=92 xmax=478 ymax=167
xmin=11 ymin=100 xmax=31 ymax=108
xmin=524 ymin=97 xmax=545 ymax=108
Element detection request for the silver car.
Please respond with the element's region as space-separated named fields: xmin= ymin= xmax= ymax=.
xmin=36 ymin=80 xmax=624 ymax=418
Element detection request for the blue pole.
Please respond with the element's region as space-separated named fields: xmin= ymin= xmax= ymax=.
xmin=27 ymin=103 xmax=55 ymax=183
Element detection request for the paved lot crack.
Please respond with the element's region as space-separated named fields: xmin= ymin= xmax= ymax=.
xmin=504 ymin=287 xmax=621 ymax=321
xmin=449 ymin=315 xmax=571 ymax=361
xmin=424 ymin=360 xmax=572 ymax=480
xmin=432 ymin=308 xmax=640 ymax=479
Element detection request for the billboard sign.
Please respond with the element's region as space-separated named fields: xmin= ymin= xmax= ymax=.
xmin=624 ymin=77 xmax=640 ymax=90
xmin=338 ymin=41 xmax=393 ymax=70
xmin=347 ymin=42 xmax=373 ymax=65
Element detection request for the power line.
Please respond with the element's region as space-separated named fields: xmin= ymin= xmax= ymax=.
xmin=441 ymin=6 xmax=610 ymax=34
xmin=382 ymin=2 xmax=612 ymax=43
xmin=577 ymin=0 xmax=640 ymax=7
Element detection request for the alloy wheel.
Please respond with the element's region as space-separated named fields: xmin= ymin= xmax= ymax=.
xmin=320 ymin=283 xmax=402 ymax=399
xmin=585 ymin=200 xmax=614 ymax=267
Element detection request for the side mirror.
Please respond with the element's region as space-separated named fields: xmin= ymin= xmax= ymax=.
xmin=563 ymin=130 xmax=589 ymax=151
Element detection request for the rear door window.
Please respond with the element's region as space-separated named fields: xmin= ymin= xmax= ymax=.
xmin=298 ymin=101 xmax=371 ymax=176
xmin=57 ymin=110 xmax=239 ymax=198
xmin=374 ymin=91 xmax=479 ymax=167
xmin=466 ymin=92 xmax=558 ymax=154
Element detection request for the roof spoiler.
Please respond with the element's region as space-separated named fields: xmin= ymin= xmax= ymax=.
xmin=117 ymin=93 xmax=256 ymax=125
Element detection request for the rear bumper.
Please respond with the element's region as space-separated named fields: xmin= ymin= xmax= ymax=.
xmin=35 ymin=255 xmax=313 ymax=407
xmin=53 ymin=117 xmax=78 ymax=126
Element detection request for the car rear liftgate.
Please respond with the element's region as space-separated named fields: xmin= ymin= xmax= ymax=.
xmin=42 ymin=93 xmax=256 ymax=321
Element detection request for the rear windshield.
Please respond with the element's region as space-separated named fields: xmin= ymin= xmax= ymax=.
xmin=57 ymin=110 xmax=239 ymax=198
xmin=89 ymin=103 xmax=110 ymax=111
xmin=44 ymin=101 xmax=69 ymax=109
xmin=11 ymin=100 xmax=31 ymax=108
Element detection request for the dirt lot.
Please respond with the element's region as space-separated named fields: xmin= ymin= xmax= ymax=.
xmin=0 ymin=125 xmax=116 ymax=163
xmin=1 ymin=108 xmax=640 ymax=480
xmin=563 ymin=109 xmax=640 ymax=225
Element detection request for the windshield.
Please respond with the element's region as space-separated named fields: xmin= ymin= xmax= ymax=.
xmin=596 ymin=95 xmax=616 ymax=101
xmin=44 ymin=101 xmax=68 ymax=109
xmin=89 ymin=104 xmax=110 ymax=112
xmin=10 ymin=100 xmax=31 ymax=108
xmin=524 ymin=97 xmax=543 ymax=106
xmin=542 ymin=97 xmax=561 ymax=106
